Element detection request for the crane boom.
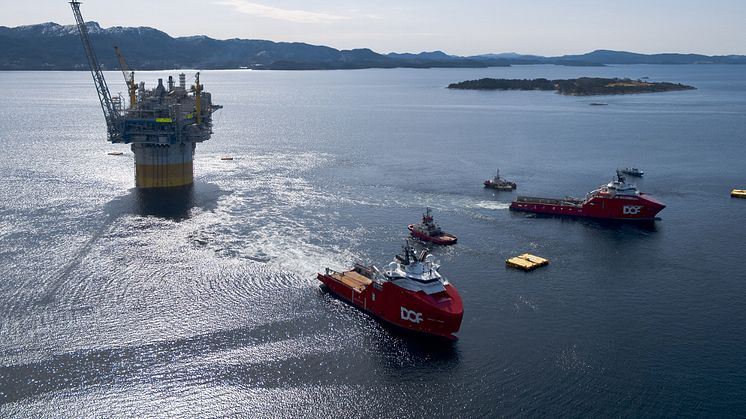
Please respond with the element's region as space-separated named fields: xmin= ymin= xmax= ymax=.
xmin=69 ymin=0 xmax=121 ymax=141
xmin=114 ymin=46 xmax=137 ymax=109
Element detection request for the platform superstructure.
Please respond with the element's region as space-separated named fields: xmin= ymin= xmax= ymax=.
xmin=69 ymin=0 xmax=222 ymax=188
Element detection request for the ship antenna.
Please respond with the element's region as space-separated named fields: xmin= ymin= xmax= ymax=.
xmin=423 ymin=207 xmax=433 ymax=223
xmin=400 ymin=240 xmax=411 ymax=265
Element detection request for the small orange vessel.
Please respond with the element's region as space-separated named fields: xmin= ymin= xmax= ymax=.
xmin=408 ymin=208 xmax=457 ymax=245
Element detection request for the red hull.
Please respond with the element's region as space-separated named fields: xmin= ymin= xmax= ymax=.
xmin=510 ymin=193 xmax=665 ymax=221
xmin=408 ymin=224 xmax=458 ymax=245
xmin=317 ymin=273 xmax=463 ymax=340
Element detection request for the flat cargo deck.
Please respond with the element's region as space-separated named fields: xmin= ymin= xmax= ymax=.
xmin=514 ymin=196 xmax=583 ymax=207
xmin=731 ymin=189 xmax=746 ymax=199
xmin=331 ymin=271 xmax=373 ymax=292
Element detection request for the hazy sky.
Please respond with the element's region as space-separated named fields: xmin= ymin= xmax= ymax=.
xmin=4 ymin=0 xmax=746 ymax=55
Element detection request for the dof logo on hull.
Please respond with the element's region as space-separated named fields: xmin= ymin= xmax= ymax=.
xmin=400 ymin=307 xmax=423 ymax=324
xmin=623 ymin=205 xmax=643 ymax=215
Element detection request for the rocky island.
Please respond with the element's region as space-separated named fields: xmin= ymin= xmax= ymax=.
xmin=447 ymin=77 xmax=695 ymax=95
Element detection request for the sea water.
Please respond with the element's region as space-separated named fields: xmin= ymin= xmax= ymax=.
xmin=0 ymin=65 xmax=745 ymax=416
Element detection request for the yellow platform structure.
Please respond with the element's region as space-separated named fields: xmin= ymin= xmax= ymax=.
xmin=731 ymin=189 xmax=746 ymax=199
xmin=506 ymin=253 xmax=549 ymax=271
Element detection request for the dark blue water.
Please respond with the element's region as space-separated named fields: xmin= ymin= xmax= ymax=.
xmin=1 ymin=65 xmax=745 ymax=417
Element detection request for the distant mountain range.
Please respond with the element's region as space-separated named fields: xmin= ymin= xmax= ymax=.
xmin=2 ymin=21 xmax=745 ymax=71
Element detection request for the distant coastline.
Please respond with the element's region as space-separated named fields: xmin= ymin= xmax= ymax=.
xmin=447 ymin=77 xmax=696 ymax=96
xmin=2 ymin=21 xmax=746 ymax=71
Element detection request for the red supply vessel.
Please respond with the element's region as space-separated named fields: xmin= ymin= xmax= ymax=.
xmin=408 ymin=207 xmax=458 ymax=245
xmin=317 ymin=243 xmax=463 ymax=340
xmin=510 ymin=172 xmax=665 ymax=221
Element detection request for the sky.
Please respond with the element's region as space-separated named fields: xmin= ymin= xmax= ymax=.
xmin=3 ymin=0 xmax=746 ymax=56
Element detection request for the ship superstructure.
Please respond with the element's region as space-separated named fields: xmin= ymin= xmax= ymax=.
xmin=69 ymin=0 xmax=221 ymax=188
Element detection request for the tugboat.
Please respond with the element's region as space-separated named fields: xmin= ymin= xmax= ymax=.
xmin=510 ymin=172 xmax=665 ymax=221
xmin=317 ymin=242 xmax=463 ymax=340
xmin=484 ymin=169 xmax=517 ymax=190
xmin=619 ymin=167 xmax=644 ymax=177
xmin=408 ymin=208 xmax=458 ymax=245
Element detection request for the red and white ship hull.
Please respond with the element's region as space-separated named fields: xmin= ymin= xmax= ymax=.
xmin=510 ymin=193 xmax=665 ymax=221
xmin=317 ymin=272 xmax=463 ymax=340
xmin=408 ymin=224 xmax=458 ymax=245
xmin=510 ymin=174 xmax=666 ymax=221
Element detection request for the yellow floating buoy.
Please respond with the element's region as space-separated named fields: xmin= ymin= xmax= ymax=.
xmin=506 ymin=253 xmax=549 ymax=271
xmin=107 ymin=151 xmax=124 ymax=156
xmin=220 ymin=156 xmax=234 ymax=161
xmin=731 ymin=189 xmax=746 ymax=199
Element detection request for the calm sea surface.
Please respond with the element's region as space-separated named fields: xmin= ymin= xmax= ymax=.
xmin=0 ymin=65 xmax=745 ymax=417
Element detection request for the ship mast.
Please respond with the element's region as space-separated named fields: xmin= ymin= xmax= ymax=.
xmin=69 ymin=0 xmax=122 ymax=142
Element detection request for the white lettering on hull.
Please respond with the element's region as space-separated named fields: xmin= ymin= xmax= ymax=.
xmin=400 ymin=307 xmax=423 ymax=324
xmin=623 ymin=205 xmax=643 ymax=215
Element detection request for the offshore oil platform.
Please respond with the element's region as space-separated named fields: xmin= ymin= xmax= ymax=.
xmin=69 ymin=0 xmax=222 ymax=188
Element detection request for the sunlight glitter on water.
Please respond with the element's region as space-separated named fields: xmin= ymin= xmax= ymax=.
xmin=2 ymin=67 xmax=746 ymax=416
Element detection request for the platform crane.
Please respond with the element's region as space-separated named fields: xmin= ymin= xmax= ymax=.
xmin=68 ymin=0 xmax=122 ymax=142
xmin=114 ymin=46 xmax=137 ymax=109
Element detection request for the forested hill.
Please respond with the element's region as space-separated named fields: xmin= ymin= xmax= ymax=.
xmin=448 ymin=77 xmax=696 ymax=95
xmin=0 ymin=22 xmax=494 ymax=70
xmin=2 ymin=22 xmax=745 ymax=70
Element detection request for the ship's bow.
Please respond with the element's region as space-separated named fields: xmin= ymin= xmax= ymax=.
xmin=640 ymin=193 xmax=666 ymax=218
xmin=408 ymin=285 xmax=463 ymax=340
